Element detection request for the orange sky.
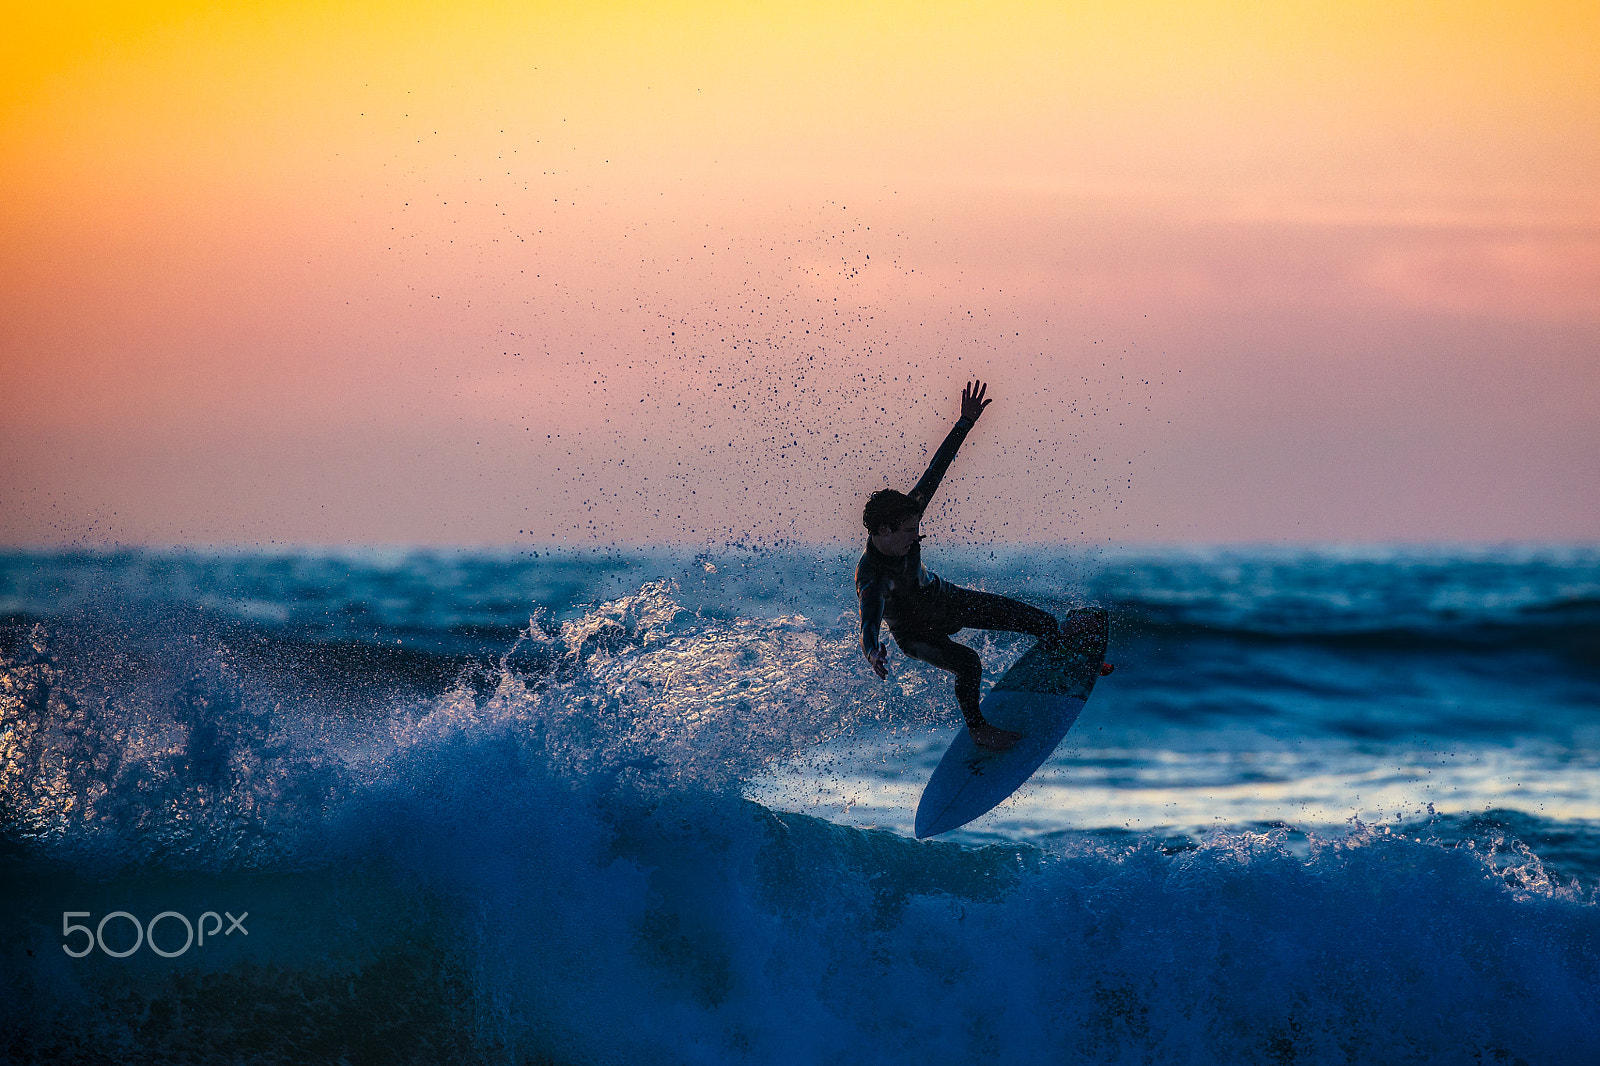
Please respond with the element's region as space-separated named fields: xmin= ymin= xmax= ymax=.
xmin=3 ymin=0 xmax=1597 ymax=544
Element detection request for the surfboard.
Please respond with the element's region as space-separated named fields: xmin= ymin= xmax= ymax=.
xmin=913 ymin=608 xmax=1109 ymax=839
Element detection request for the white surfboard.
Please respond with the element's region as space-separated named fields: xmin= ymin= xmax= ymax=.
xmin=914 ymin=609 xmax=1109 ymax=839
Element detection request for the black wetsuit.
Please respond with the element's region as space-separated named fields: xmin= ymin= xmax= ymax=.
xmin=856 ymin=416 xmax=1058 ymax=730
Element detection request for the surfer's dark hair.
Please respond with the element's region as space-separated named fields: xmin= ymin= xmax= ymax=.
xmin=863 ymin=490 xmax=920 ymax=533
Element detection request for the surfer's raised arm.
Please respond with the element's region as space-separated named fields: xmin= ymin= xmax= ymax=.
xmin=905 ymin=380 xmax=991 ymax=511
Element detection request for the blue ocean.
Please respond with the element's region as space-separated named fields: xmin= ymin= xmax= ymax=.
xmin=3 ymin=545 xmax=1599 ymax=1064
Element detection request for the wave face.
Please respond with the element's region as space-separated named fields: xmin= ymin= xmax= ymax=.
xmin=3 ymin=546 xmax=1599 ymax=1064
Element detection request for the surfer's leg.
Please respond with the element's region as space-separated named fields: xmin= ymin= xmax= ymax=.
xmin=942 ymin=586 xmax=1058 ymax=639
xmin=896 ymin=632 xmax=1022 ymax=750
xmin=948 ymin=591 xmax=1117 ymax=674
xmin=895 ymin=633 xmax=985 ymax=727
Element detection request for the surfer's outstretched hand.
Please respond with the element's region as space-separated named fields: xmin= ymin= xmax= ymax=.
xmin=960 ymin=380 xmax=992 ymax=422
xmin=865 ymin=643 xmax=889 ymax=679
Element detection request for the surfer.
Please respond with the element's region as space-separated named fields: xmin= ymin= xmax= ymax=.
xmin=857 ymin=380 xmax=1113 ymax=752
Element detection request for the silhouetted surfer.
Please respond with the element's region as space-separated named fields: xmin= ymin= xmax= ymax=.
xmin=857 ymin=380 xmax=1113 ymax=752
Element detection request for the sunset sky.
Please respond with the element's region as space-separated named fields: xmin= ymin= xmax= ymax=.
xmin=3 ymin=0 xmax=1597 ymax=545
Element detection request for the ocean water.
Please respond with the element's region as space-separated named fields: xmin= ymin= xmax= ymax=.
xmin=3 ymin=544 xmax=1599 ymax=1064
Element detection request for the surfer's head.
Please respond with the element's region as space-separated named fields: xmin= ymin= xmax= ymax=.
xmin=864 ymin=490 xmax=922 ymax=556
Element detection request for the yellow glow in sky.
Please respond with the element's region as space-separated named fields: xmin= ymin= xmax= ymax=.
xmin=9 ymin=1 xmax=1599 ymax=202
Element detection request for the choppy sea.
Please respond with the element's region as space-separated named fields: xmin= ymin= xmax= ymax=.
xmin=3 ymin=544 xmax=1599 ymax=1064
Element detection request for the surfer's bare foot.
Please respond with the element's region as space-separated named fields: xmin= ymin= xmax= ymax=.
xmin=970 ymin=723 xmax=1022 ymax=751
xmin=1058 ymin=611 xmax=1103 ymax=638
xmin=1099 ymin=662 xmax=1115 ymax=676
xmin=1056 ymin=611 xmax=1094 ymax=633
